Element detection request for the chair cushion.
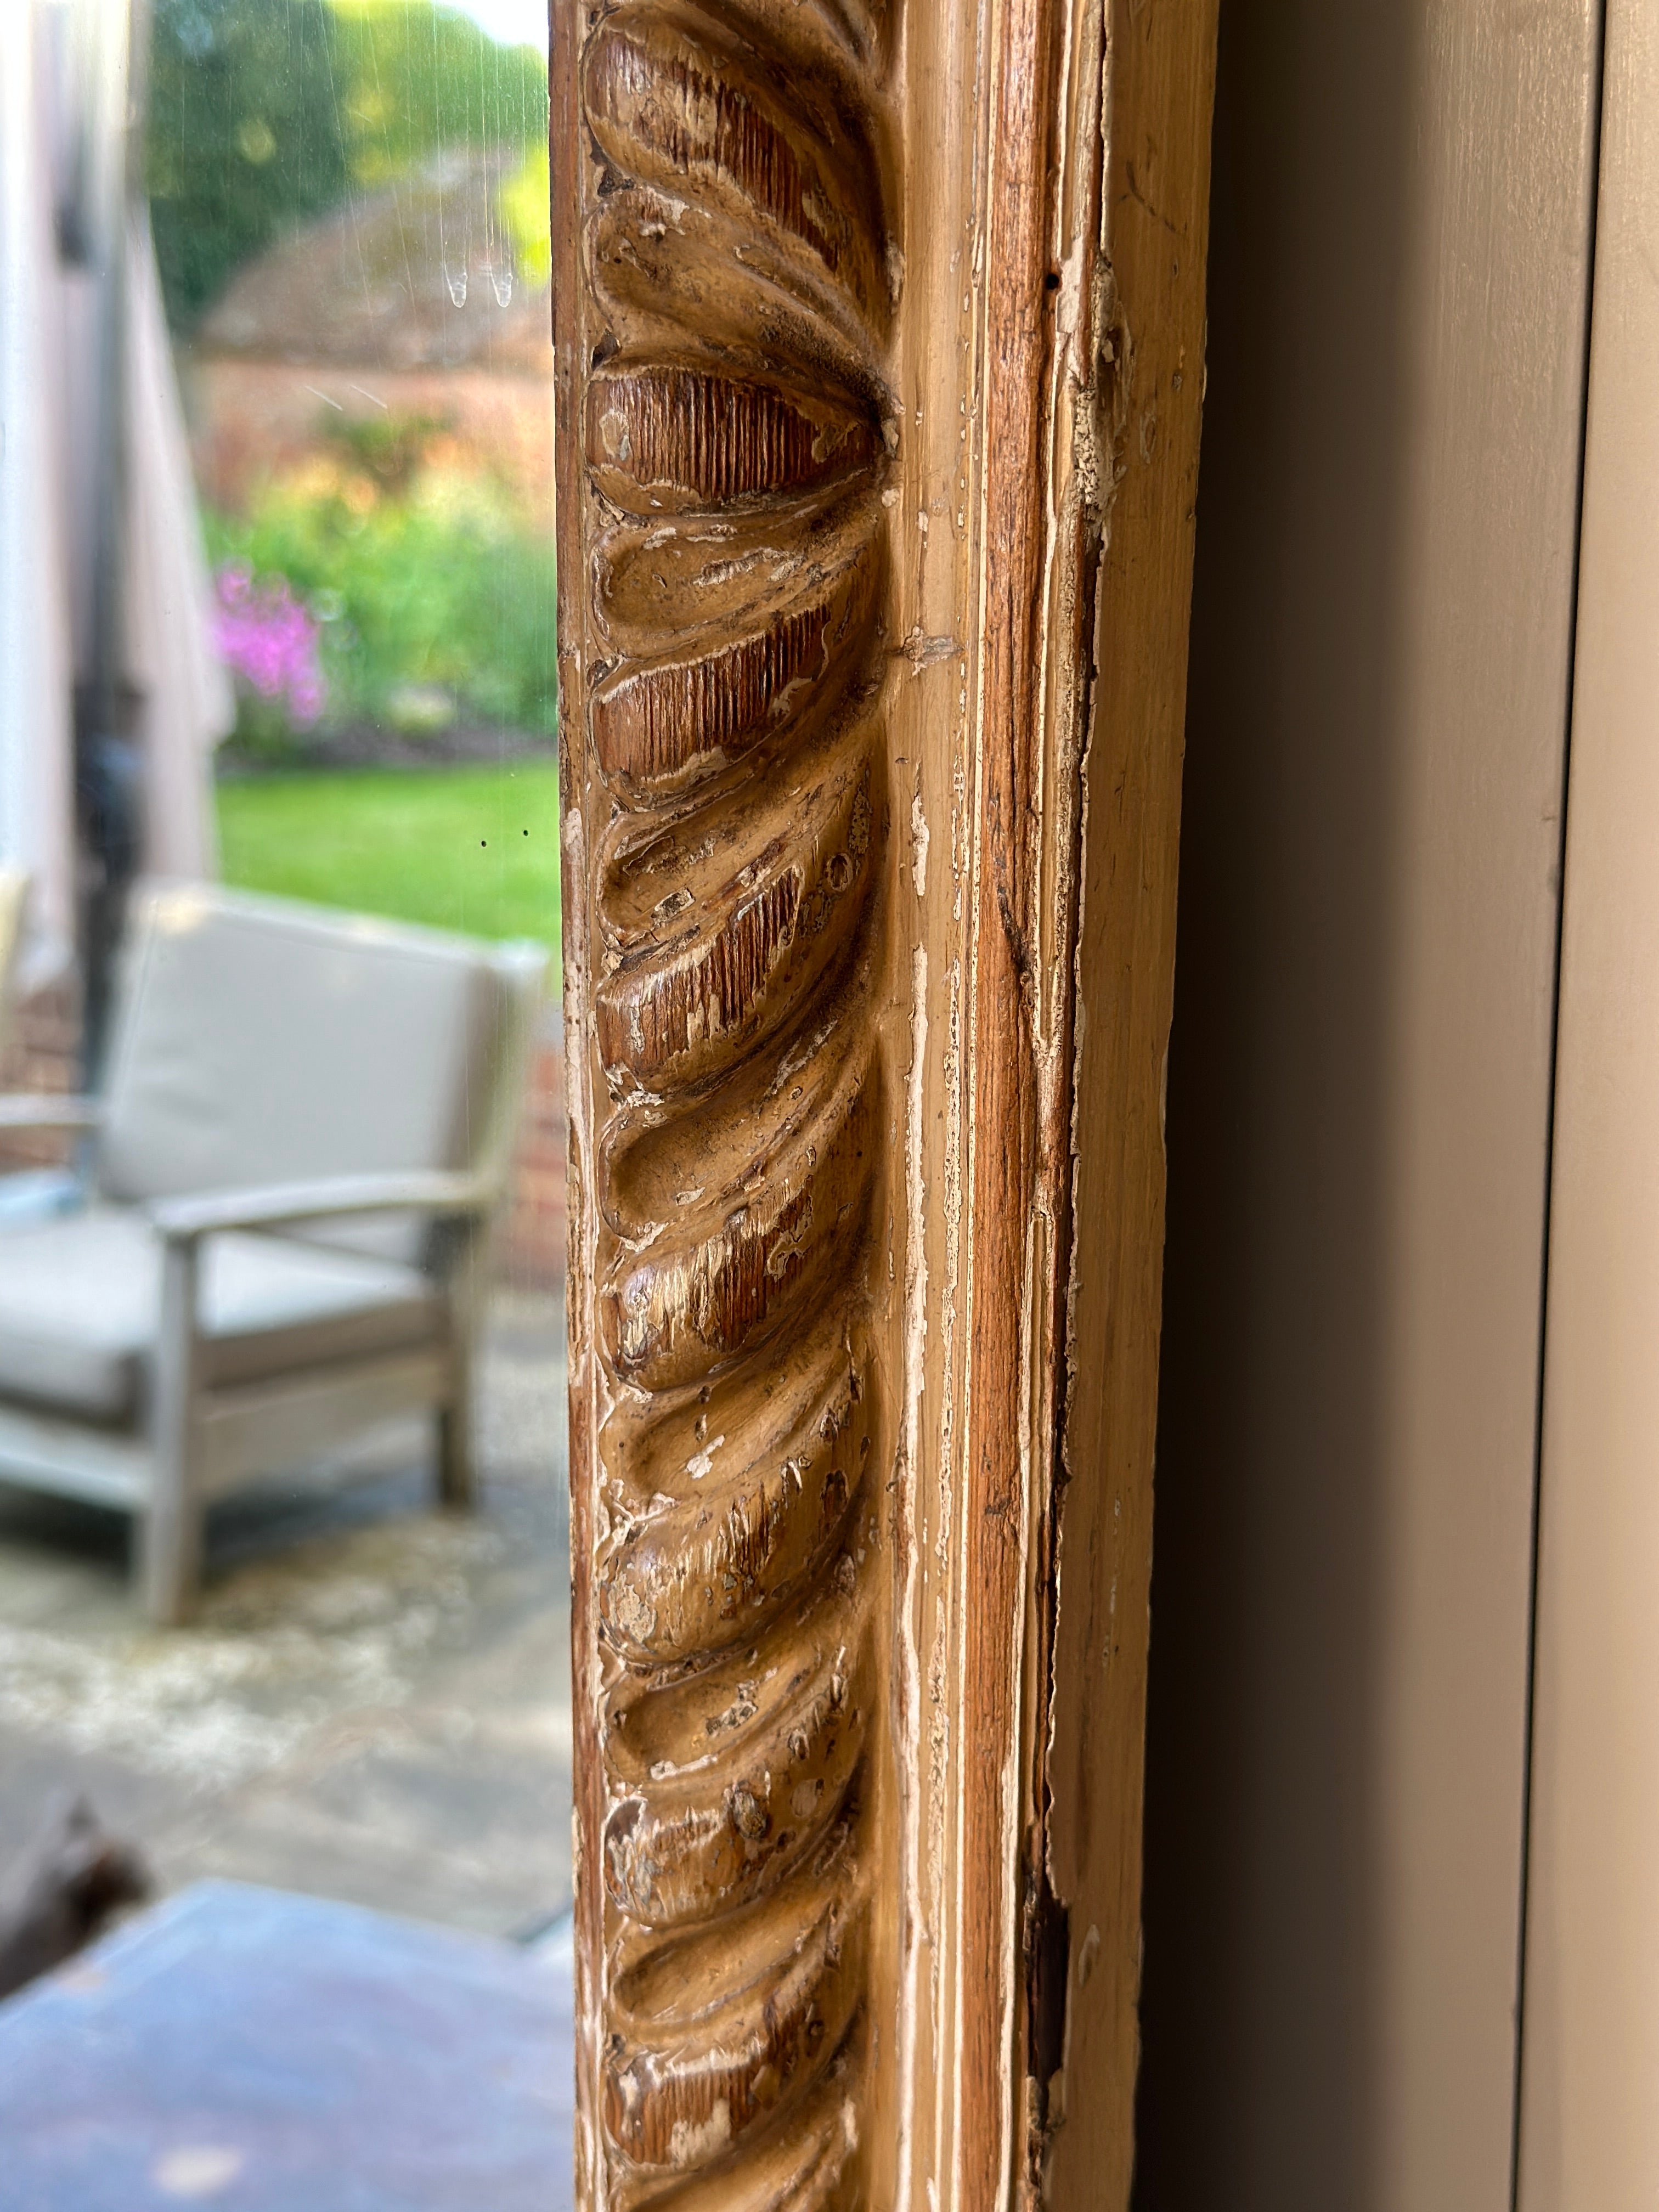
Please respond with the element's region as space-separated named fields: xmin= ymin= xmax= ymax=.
xmin=94 ymin=884 xmax=516 ymax=1265
xmin=0 ymin=1207 xmax=442 ymax=1425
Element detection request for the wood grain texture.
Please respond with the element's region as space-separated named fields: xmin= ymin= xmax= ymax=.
xmin=957 ymin=0 xmax=1066 ymax=2199
xmin=553 ymin=0 xmax=1217 ymax=2201
xmin=555 ymin=5 xmax=896 ymax=2204
xmin=1040 ymin=7 xmax=1219 ymax=2206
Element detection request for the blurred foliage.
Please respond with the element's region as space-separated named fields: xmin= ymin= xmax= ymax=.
xmin=204 ymin=414 xmax=557 ymax=741
xmin=147 ymin=0 xmax=348 ymax=326
xmin=322 ymin=409 xmax=455 ymax=497
xmin=328 ymin=2 xmax=548 ymax=186
xmin=497 ymin=144 xmax=551 ymax=287
xmin=148 ymin=0 xmax=549 ymax=329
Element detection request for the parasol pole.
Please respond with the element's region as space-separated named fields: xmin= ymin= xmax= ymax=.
xmin=74 ymin=0 xmax=151 ymax=1082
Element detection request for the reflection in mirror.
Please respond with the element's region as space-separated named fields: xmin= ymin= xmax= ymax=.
xmin=0 ymin=4 xmax=572 ymax=2197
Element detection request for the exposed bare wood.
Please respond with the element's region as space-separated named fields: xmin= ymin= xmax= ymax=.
xmin=552 ymin=0 xmax=1217 ymax=2201
xmin=1040 ymin=8 xmax=1220 ymax=2207
xmin=556 ymin=7 xmax=895 ymax=2203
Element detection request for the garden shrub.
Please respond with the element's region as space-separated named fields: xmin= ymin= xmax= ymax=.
xmin=206 ymin=417 xmax=557 ymax=747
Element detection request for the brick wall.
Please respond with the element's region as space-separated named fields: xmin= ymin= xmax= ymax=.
xmin=0 ymin=984 xmax=568 ymax=1290
xmin=188 ymin=359 xmax=557 ymax=533
xmin=0 ymin=979 xmax=80 ymax=1173
xmin=499 ymin=1016 xmax=567 ymax=1291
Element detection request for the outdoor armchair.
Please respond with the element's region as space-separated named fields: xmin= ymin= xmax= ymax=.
xmin=0 ymin=881 xmax=548 ymax=1623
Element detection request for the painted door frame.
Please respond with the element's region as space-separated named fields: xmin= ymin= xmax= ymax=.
xmin=1132 ymin=2 xmax=1602 ymax=2207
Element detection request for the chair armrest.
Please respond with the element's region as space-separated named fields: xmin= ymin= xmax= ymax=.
xmin=147 ymin=1169 xmax=493 ymax=1243
xmin=0 ymin=1094 xmax=101 ymax=1133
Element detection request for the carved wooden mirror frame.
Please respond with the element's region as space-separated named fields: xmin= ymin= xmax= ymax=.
xmin=550 ymin=2 xmax=1217 ymax=2200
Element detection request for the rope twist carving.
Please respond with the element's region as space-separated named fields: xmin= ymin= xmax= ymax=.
xmin=576 ymin=2 xmax=896 ymax=2202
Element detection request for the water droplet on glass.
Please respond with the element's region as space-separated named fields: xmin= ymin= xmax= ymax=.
xmin=491 ymin=268 xmax=514 ymax=307
xmin=446 ymin=267 xmax=467 ymax=308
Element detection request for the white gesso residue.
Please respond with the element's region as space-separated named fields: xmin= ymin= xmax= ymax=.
xmin=895 ymin=939 xmax=929 ymax=2212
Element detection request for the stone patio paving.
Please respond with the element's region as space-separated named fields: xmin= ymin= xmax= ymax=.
xmin=0 ymin=1292 xmax=572 ymax=1941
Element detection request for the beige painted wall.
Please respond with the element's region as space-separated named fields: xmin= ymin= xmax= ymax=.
xmin=1518 ymin=5 xmax=1659 ymax=2203
xmin=1135 ymin=2 xmax=1599 ymax=2207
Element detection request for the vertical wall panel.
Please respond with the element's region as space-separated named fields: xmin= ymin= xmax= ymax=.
xmin=1519 ymin=5 xmax=1659 ymax=2204
xmin=1135 ymin=3 xmax=1599 ymax=2207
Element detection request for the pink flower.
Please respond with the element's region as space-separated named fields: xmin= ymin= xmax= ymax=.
xmin=212 ymin=565 xmax=327 ymax=730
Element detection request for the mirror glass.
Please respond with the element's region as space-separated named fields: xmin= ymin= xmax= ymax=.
xmin=0 ymin=10 xmax=572 ymax=2179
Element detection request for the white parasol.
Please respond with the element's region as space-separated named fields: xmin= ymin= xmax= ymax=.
xmin=0 ymin=0 xmax=231 ymax=994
